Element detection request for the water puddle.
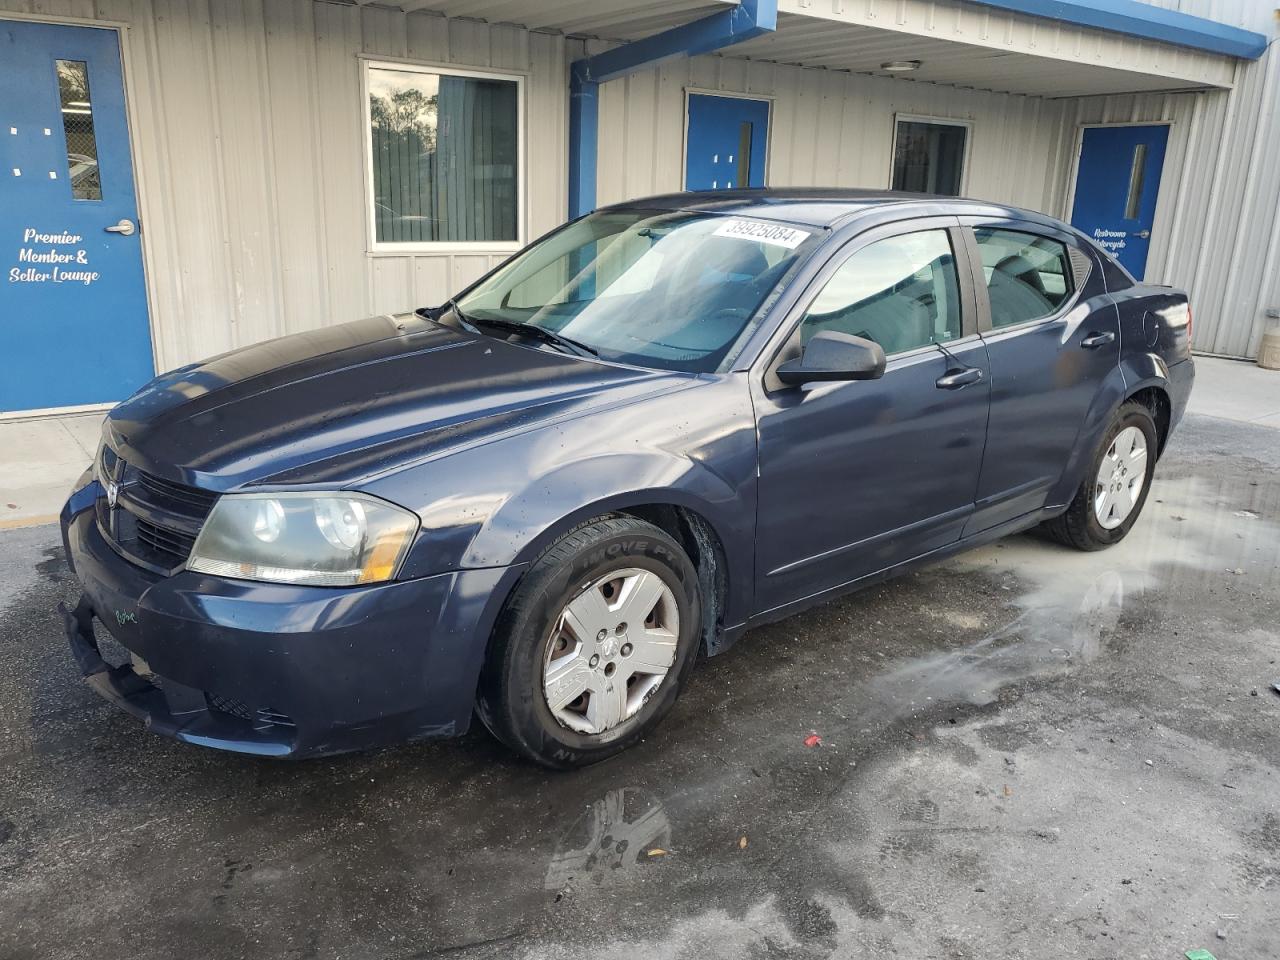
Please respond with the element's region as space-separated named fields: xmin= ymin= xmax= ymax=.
xmin=543 ymin=788 xmax=671 ymax=894
xmin=866 ymin=472 xmax=1280 ymax=715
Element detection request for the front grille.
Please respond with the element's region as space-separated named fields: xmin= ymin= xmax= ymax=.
xmin=206 ymin=693 xmax=296 ymax=730
xmin=207 ymin=692 xmax=254 ymax=721
xmin=137 ymin=470 xmax=219 ymax=514
xmin=135 ymin=516 xmax=198 ymax=560
xmin=97 ymin=453 xmax=218 ymax=573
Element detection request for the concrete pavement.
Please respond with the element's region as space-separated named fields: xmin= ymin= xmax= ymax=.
xmin=1187 ymin=354 xmax=1280 ymax=427
xmin=0 ymin=411 xmax=1277 ymax=959
xmin=0 ymin=412 xmax=100 ymax=528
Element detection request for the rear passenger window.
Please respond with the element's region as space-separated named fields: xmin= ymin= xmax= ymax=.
xmin=973 ymin=229 xmax=1073 ymax=328
xmin=799 ymin=230 xmax=961 ymax=356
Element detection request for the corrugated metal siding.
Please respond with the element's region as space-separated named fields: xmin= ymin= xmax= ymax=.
xmin=0 ymin=0 xmax=567 ymax=371
xmin=2 ymin=0 xmax=1273 ymax=365
xmin=1123 ymin=0 xmax=1280 ymax=357
xmin=589 ymin=44 xmax=1070 ymax=231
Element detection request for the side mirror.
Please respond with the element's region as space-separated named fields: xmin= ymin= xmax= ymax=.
xmin=775 ymin=331 xmax=886 ymax=386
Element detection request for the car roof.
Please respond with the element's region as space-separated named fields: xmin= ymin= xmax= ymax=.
xmin=599 ymin=188 xmax=1066 ymax=233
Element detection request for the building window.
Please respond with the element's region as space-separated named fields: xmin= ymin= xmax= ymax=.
xmin=891 ymin=116 xmax=969 ymax=197
xmin=365 ymin=61 xmax=521 ymax=250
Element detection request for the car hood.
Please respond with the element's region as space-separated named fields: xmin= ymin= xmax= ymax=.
xmin=106 ymin=314 xmax=685 ymax=490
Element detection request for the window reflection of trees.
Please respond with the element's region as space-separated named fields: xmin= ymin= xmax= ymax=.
xmin=368 ymin=69 xmax=517 ymax=244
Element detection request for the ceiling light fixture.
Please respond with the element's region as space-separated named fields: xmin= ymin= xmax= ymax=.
xmin=881 ymin=60 xmax=922 ymax=72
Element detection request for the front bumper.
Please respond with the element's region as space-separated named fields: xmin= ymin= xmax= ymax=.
xmin=60 ymin=479 xmax=517 ymax=757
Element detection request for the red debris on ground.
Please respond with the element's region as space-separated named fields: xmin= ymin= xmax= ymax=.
xmin=803 ymin=733 xmax=822 ymax=748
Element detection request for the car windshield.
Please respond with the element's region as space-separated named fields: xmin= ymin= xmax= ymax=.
xmin=453 ymin=208 xmax=822 ymax=372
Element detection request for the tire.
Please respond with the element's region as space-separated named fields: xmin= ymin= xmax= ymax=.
xmin=476 ymin=516 xmax=702 ymax=769
xmin=1041 ymin=400 xmax=1158 ymax=551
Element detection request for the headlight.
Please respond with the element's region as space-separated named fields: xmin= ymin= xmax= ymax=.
xmin=188 ymin=493 xmax=419 ymax=586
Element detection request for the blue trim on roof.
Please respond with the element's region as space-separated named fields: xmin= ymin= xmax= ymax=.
xmin=965 ymin=0 xmax=1267 ymax=60
xmin=568 ymin=0 xmax=778 ymax=219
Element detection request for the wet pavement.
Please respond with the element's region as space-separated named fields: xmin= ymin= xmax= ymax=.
xmin=1 ymin=411 xmax=1277 ymax=960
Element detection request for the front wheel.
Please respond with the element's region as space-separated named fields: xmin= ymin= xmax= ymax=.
xmin=476 ymin=516 xmax=702 ymax=768
xmin=1041 ymin=400 xmax=1158 ymax=551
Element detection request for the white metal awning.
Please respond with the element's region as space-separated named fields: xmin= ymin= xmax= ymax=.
xmin=388 ymin=0 xmax=736 ymax=37
xmin=372 ymin=0 xmax=1238 ymax=98
xmin=730 ymin=1 xmax=1237 ymax=98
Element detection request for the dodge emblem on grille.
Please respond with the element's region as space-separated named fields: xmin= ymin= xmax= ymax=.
xmin=106 ymin=480 xmax=119 ymax=509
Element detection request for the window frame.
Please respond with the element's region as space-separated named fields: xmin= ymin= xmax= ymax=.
xmin=956 ymin=220 xmax=1088 ymax=336
xmin=888 ymin=114 xmax=973 ymax=198
xmin=360 ymin=55 xmax=527 ymax=256
xmin=760 ymin=217 xmax=981 ymax=392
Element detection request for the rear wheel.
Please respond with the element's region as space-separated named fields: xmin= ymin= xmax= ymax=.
xmin=476 ymin=516 xmax=701 ymax=768
xmin=1041 ymin=401 xmax=1158 ymax=551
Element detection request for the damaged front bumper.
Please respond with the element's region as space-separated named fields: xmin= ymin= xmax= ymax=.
xmin=59 ymin=477 xmax=516 ymax=758
xmin=60 ymin=592 xmax=299 ymax=755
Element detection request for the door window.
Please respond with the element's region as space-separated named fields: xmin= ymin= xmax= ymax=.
xmin=798 ymin=230 xmax=961 ymax=356
xmin=973 ymin=229 xmax=1073 ymax=328
xmin=55 ymin=59 xmax=102 ymax=200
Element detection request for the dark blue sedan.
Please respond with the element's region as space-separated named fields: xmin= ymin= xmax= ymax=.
xmin=60 ymin=189 xmax=1194 ymax=766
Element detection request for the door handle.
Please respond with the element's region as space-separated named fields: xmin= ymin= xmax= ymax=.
xmin=1135 ymin=229 xmax=1151 ymax=239
xmin=105 ymin=218 xmax=136 ymax=236
xmin=935 ymin=367 xmax=983 ymax=390
xmin=1081 ymin=331 xmax=1116 ymax=349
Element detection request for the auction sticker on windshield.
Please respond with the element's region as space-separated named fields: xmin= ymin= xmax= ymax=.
xmin=712 ymin=219 xmax=810 ymax=249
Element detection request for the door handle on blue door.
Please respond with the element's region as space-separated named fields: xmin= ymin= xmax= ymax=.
xmin=935 ymin=367 xmax=983 ymax=390
xmin=1081 ymin=331 xmax=1116 ymax=349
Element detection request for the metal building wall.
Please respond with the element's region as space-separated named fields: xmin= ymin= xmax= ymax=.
xmin=0 ymin=0 xmax=569 ymax=372
xmin=588 ymin=42 xmax=1073 ymax=227
xmin=3 ymin=0 xmax=1272 ymax=366
xmin=589 ymin=0 xmax=1277 ymax=358
xmin=1065 ymin=0 xmax=1279 ymax=357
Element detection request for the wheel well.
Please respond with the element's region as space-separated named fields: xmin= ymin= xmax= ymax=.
xmin=1126 ymin=386 xmax=1171 ymax=455
xmin=616 ymin=504 xmax=729 ymax=657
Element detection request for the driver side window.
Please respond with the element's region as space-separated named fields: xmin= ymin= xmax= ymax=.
xmin=799 ymin=229 xmax=961 ymax=356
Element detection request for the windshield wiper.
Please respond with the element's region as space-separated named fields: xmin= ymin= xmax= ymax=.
xmin=444 ymin=298 xmax=479 ymax=333
xmin=465 ymin=315 xmax=599 ymax=359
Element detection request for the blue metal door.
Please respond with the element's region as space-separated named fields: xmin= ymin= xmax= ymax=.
xmin=684 ymin=94 xmax=769 ymax=191
xmin=1069 ymin=124 xmax=1169 ymax=278
xmin=1 ymin=20 xmax=154 ymax=413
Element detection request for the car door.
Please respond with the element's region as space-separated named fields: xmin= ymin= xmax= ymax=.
xmin=956 ymin=219 xmax=1120 ymax=534
xmin=752 ymin=219 xmax=992 ymax=616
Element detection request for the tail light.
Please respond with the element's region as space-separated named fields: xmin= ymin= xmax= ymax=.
xmin=1186 ymin=302 xmax=1193 ymax=346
